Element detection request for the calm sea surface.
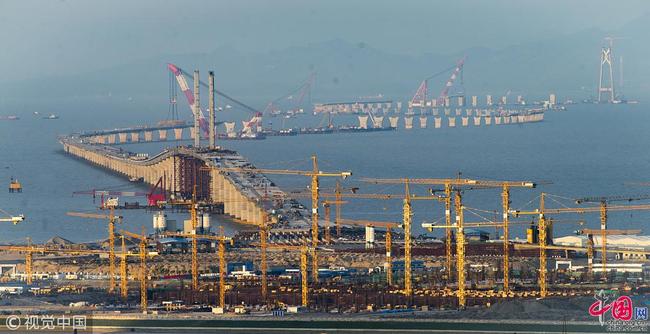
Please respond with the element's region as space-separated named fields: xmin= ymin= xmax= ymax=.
xmin=1 ymin=99 xmax=648 ymax=243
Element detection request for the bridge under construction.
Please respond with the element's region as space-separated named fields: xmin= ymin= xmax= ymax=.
xmin=60 ymin=135 xmax=282 ymax=226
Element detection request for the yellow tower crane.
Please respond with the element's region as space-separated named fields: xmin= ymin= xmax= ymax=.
xmin=423 ymin=215 xmax=641 ymax=305
xmin=120 ymin=235 xmax=128 ymax=300
xmin=262 ymin=244 xmax=310 ymax=307
xmin=575 ymin=194 xmax=650 ymax=275
xmin=115 ymin=235 xmax=155 ymax=302
xmin=168 ymin=184 xmax=208 ymax=291
xmin=576 ymin=228 xmax=640 ymax=279
xmin=162 ymin=230 xmax=232 ymax=308
xmin=362 ymin=177 xmax=535 ymax=294
xmin=510 ymin=193 xmax=650 ymax=297
xmin=288 ymin=189 xmax=403 ymax=242
xmin=120 ymin=227 xmax=149 ymax=313
xmin=67 ymin=209 xmax=122 ymax=293
xmin=259 ymin=212 xmax=269 ymax=302
xmin=337 ymin=218 xmax=399 ymax=285
xmin=0 ymin=245 xmax=107 ymax=285
xmin=322 ymin=200 xmax=348 ymax=244
xmin=515 ymin=241 xmax=650 ymax=296
xmin=215 ymin=155 xmax=351 ymax=282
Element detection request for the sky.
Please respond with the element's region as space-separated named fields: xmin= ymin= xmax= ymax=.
xmin=1 ymin=0 xmax=649 ymax=83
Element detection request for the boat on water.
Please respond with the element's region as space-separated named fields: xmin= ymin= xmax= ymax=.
xmin=43 ymin=113 xmax=59 ymax=119
xmin=0 ymin=115 xmax=19 ymax=120
xmin=129 ymin=176 xmax=144 ymax=183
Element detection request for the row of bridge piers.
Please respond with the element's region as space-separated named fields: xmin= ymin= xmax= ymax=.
xmin=85 ymin=127 xmax=199 ymax=145
xmin=61 ymin=140 xmax=265 ymax=225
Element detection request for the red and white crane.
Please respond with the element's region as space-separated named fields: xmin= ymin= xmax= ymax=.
xmin=263 ymin=72 xmax=316 ymax=116
xmin=167 ymin=63 xmax=263 ymax=137
xmin=167 ymin=64 xmax=210 ymax=137
xmin=409 ymin=56 xmax=466 ymax=107
xmin=436 ymin=56 xmax=466 ymax=105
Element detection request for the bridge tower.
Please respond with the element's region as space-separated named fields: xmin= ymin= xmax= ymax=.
xmin=598 ymin=46 xmax=615 ymax=103
xmin=208 ymin=71 xmax=216 ymax=149
xmin=193 ymin=70 xmax=201 ymax=147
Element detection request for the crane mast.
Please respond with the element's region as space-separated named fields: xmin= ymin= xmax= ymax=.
xmin=402 ymin=181 xmax=412 ymax=296
xmin=455 ymin=191 xmax=466 ymax=308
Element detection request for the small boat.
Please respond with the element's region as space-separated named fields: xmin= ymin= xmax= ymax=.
xmin=129 ymin=176 xmax=144 ymax=183
xmin=43 ymin=113 xmax=59 ymax=119
xmin=9 ymin=178 xmax=22 ymax=193
xmin=0 ymin=115 xmax=19 ymax=120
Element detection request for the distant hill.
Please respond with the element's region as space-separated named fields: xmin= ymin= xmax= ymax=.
xmin=2 ymin=13 xmax=648 ymax=108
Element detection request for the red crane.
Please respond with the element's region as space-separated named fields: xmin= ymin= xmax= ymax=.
xmin=409 ymin=56 xmax=466 ymax=107
xmin=73 ymin=177 xmax=167 ymax=208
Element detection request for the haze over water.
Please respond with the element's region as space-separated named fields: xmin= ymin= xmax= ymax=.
xmin=1 ymin=0 xmax=650 ymax=243
xmin=1 ymin=100 xmax=648 ymax=243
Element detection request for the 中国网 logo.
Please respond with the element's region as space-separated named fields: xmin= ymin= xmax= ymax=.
xmin=588 ymin=290 xmax=648 ymax=332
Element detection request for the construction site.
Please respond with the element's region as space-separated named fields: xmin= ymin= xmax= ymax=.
xmin=0 ymin=57 xmax=648 ymax=333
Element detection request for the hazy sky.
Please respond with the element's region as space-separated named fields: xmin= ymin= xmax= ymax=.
xmin=1 ymin=0 xmax=649 ymax=83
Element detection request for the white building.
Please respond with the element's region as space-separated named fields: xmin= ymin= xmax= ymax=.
xmin=554 ymin=235 xmax=650 ymax=259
